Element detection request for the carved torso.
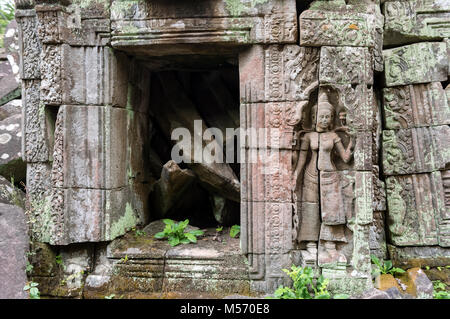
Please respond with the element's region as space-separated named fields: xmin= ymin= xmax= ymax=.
xmin=318 ymin=132 xmax=340 ymax=171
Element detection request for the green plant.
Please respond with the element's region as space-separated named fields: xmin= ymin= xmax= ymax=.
xmin=60 ymin=269 xmax=85 ymax=286
xmin=433 ymin=280 xmax=450 ymax=299
xmin=26 ymin=262 xmax=34 ymax=274
xmin=119 ymin=255 xmax=128 ymax=263
xmin=371 ymin=255 xmax=405 ymax=276
xmin=23 ymin=282 xmax=40 ymax=299
xmin=25 ymin=250 xmax=35 ymax=274
xmin=154 ymin=219 xmax=204 ymax=247
xmin=104 ymin=294 xmax=115 ymax=299
xmin=216 ymin=226 xmax=223 ymax=232
xmin=0 ymin=0 xmax=14 ymax=48
xmin=230 ymin=225 xmax=240 ymax=238
xmin=0 ymin=177 xmax=24 ymax=209
xmin=55 ymin=255 xmax=63 ymax=265
xmin=132 ymin=227 xmax=146 ymax=237
xmin=271 ymin=265 xmax=346 ymax=299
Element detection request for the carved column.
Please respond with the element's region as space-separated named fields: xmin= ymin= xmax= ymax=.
xmin=296 ymin=1 xmax=384 ymax=294
xmin=239 ymin=43 xmax=319 ymax=292
xmin=16 ymin=1 xmax=151 ymax=244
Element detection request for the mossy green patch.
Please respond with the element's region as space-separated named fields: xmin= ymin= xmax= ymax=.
xmin=108 ymin=202 xmax=138 ymax=240
xmin=225 ymin=0 xmax=269 ymax=17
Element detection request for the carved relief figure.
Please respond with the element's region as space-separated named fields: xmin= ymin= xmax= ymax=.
xmin=292 ymin=92 xmax=354 ymax=266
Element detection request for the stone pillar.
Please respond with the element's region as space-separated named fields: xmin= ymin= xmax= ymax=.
xmin=239 ymin=43 xmax=319 ymax=292
xmin=295 ymin=1 xmax=384 ymax=294
xmin=16 ymin=1 xmax=150 ymax=245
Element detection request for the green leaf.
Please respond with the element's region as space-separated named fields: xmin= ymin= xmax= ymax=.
xmin=163 ymin=219 xmax=175 ymax=226
xmin=154 ymin=232 xmax=166 ymax=239
xmin=189 ymin=230 xmax=204 ymax=236
xmin=384 ymin=260 xmax=393 ymax=270
xmin=185 ymin=233 xmax=197 ymax=243
xmin=23 ymin=285 xmax=30 ymax=291
xmin=230 ymin=225 xmax=240 ymax=238
xmin=391 ymin=267 xmax=405 ymax=274
xmin=216 ymin=226 xmax=223 ymax=232
xmin=30 ymin=282 xmax=39 ymax=287
xmin=179 ymin=219 xmax=189 ymax=229
xmin=333 ymin=294 xmax=350 ymax=299
xmin=180 ymin=238 xmax=190 ymax=244
xmin=168 ymin=237 xmax=180 ymax=247
xmin=370 ymin=254 xmax=381 ymax=266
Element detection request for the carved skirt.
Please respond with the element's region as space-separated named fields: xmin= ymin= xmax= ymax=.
xmin=320 ymin=171 xmax=346 ymax=225
xmin=319 ymin=224 xmax=347 ymax=243
xmin=298 ymin=170 xmax=320 ymax=242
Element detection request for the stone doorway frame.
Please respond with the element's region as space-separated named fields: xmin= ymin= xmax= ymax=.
xmin=16 ymin=0 xmax=376 ymax=293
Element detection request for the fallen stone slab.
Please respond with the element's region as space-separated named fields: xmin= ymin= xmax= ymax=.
xmin=355 ymin=288 xmax=390 ymax=299
xmin=397 ymin=267 xmax=434 ymax=299
xmin=0 ymin=113 xmax=26 ymax=182
xmin=3 ymin=20 xmax=20 ymax=83
xmin=0 ymin=57 xmax=20 ymax=106
xmin=150 ymin=72 xmax=240 ymax=202
xmin=149 ymin=160 xmax=196 ymax=219
xmin=0 ymin=203 xmax=29 ymax=299
xmin=0 ymin=175 xmax=25 ymax=208
xmin=0 ymin=99 xmax=21 ymax=121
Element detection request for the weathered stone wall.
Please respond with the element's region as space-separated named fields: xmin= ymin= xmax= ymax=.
xmin=381 ymin=0 xmax=450 ymax=274
xmin=10 ymin=0 xmax=449 ymax=298
xmin=15 ymin=1 xmax=152 ymax=246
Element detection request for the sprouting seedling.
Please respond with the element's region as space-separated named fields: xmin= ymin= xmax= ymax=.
xmin=23 ymin=282 xmax=40 ymax=299
xmin=154 ymin=219 xmax=204 ymax=247
xmin=371 ymin=255 xmax=405 ymax=276
xmin=230 ymin=225 xmax=240 ymax=238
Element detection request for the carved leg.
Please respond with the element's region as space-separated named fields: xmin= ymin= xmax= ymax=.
xmin=318 ymin=224 xmax=347 ymax=266
xmin=320 ymin=241 xmax=347 ymax=264
xmin=300 ymin=241 xmax=318 ymax=267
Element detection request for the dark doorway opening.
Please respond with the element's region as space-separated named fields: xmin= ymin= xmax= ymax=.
xmin=143 ymin=58 xmax=241 ymax=229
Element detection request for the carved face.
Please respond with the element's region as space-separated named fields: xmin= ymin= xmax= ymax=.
xmin=316 ymin=107 xmax=333 ymax=131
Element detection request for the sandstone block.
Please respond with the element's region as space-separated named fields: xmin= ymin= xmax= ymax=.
xmin=382 ymin=126 xmax=450 ymax=175
xmin=0 ymin=99 xmax=21 ymax=121
xmin=396 ymin=267 xmax=433 ymax=298
xmin=388 ymin=245 xmax=450 ymax=269
xmin=319 ymin=46 xmax=373 ymax=85
xmin=385 ymin=171 xmax=449 ymax=247
xmin=384 ymin=42 xmax=448 ymax=87
xmin=52 ymin=105 xmax=128 ymax=189
xmin=300 ymin=9 xmax=379 ymax=47
xmin=0 ymin=55 xmax=20 ymax=106
xmin=0 ymin=175 xmax=25 ymax=207
xmin=0 ymin=114 xmax=25 ymax=182
xmin=239 ymin=45 xmax=319 ymax=103
xmin=60 ymin=45 xmax=128 ymax=107
xmin=241 ymin=148 xmax=293 ymax=203
xmin=383 ymin=82 xmax=450 ymax=129
xmin=0 ymin=203 xmax=29 ymax=299
xmin=383 ymin=0 xmax=450 ymax=46
xmin=16 ymin=10 xmax=41 ymax=80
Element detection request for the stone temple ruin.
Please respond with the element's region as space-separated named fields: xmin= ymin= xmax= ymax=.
xmin=0 ymin=0 xmax=449 ymax=298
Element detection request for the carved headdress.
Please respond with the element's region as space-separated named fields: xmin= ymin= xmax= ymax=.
xmin=318 ymin=92 xmax=334 ymax=114
xmin=316 ymin=92 xmax=335 ymax=131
